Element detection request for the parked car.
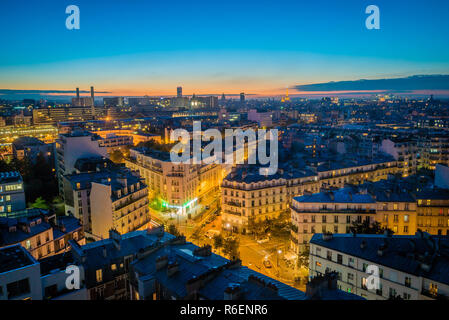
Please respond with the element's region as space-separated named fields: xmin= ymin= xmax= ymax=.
xmin=263 ymin=259 xmax=272 ymax=268
xmin=205 ymin=229 xmax=221 ymax=239
xmin=257 ymin=238 xmax=270 ymax=244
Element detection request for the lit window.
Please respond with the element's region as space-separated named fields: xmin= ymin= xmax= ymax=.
xmin=96 ymin=269 xmax=103 ymax=283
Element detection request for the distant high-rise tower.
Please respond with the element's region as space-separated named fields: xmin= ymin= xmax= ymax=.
xmin=240 ymin=92 xmax=245 ymax=103
xmin=177 ymin=86 xmax=182 ymax=98
xmin=90 ymin=86 xmax=96 ymax=119
xmin=281 ymin=88 xmax=290 ymax=102
xmin=76 ymin=87 xmax=80 ymax=100
xmin=221 ymin=93 xmax=226 ymax=101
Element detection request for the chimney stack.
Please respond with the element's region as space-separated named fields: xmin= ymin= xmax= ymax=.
xmin=90 ymin=86 xmax=96 ymax=119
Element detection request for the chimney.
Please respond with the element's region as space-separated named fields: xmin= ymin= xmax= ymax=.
xmin=167 ymin=261 xmax=179 ymax=277
xmin=194 ymin=245 xmax=212 ymax=257
xmin=224 ymin=283 xmax=242 ymax=300
xmin=90 ymin=86 xmax=94 ymax=104
xmin=102 ymin=246 xmax=107 ymax=258
xmin=109 ymin=229 xmax=122 ymax=250
xmin=156 ymin=255 xmax=168 ymax=270
xmin=360 ymin=240 xmax=367 ymax=249
xmin=90 ymin=86 xmax=96 ymax=118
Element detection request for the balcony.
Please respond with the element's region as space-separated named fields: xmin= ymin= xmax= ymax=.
xmin=223 ymin=210 xmax=242 ymax=216
xmin=421 ymin=289 xmax=448 ymax=300
xmin=225 ymin=200 xmax=242 ymax=207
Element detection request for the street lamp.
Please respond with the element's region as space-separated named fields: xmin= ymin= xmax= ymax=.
xmin=277 ymin=249 xmax=282 ymax=267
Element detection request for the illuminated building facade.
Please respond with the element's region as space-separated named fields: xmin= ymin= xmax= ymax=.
xmin=290 ymin=188 xmax=377 ymax=254
xmin=125 ymin=147 xmax=223 ymax=216
xmin=89 ymin=172 xmax=150 ymax=239
xmin=416 ymin=189 xmax=449 ymax=236
xmin=221 ymin=167 xmax=319 ymax=234
xmin=0 ymin=171 xmax=26 ymax=215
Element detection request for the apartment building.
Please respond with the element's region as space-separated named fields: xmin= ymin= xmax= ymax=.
xmin=317 ymin=157 xmax=398 ymax=189
xmin=63 ymin=166 xmax=134 ymax=232
xmin=290 ymin=188 xmax=377 ymax=254
xmin=380 ymin=138 xmax=418 ymax=177
xmin=221 ymin=166 xmax=318 ymax=234
xmin=0 ymin=209 xmax=84 ymax=260
xmin=68 ymin=227 xmax=176 ymax=300
xmin=309 ymin=232 xmax=449 ymax=300
xmin=97 ymin=133 xmax=133 ymax=151
xmin=55 ymin=131 xmax=108 ymax=196
xmin=0 ymin=171 xmax=26 ymax=216
xmin=32 ymin=106 xmax=106 ymax=125
xmin=416 ymin=188 xmax=449 ymax=236
xmin=418 ymin=133 xmax=449 ymax=170
xmin=88 ymin=172 xmax=149 ymax=239
xmin=12 ymin=137 xmax=53 ymax=163
xmin=0 ymin=244 xmax=87 ymax=300
xmin=375 ymin=191 xmax=417 ymax=235
xmin=125 ymin=147 xmax=223 ymax=217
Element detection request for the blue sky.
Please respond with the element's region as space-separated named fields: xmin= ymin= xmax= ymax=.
xmin=1 ymin=0 xmax=449 ymax=96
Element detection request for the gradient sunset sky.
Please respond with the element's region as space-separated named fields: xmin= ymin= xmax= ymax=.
xmin=1 ymin=0 xmax=449 ymax=97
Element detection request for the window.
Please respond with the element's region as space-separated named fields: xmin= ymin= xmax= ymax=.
xmin=403 ymin=226 xmax=409 ymax=233
xmin=326 ymin=250 xmax=332 ymax=261
xmin=403 ymin=292 xmax=411 ymax=300
xmin=7 ymin=279 xmax=30 ymax=299
xmin=347 ymin=273 xmax=354 ymax=281
xmin=337 ymin=254 xmax=343 ymax=264
xmin=348 ymin=257 xmax=355 ymax=268
xmin=111 ymin=264 xmax=117 ymax=271
xmin=404 ymin=215 xmax=409 ymax=222
xmin=389 ymin=288 xmax=397 ymax=298
xmin=362 ymin=263 xmax=368 ymax=272
xmin=361 ymin=277 xmax=368 ymax=290
xmin=96 ymin=269 xmax=103 ymax=283
xmin=44 ymin=284 xmax=58 ymax=298
xmin=405 ymin=277 xmax=411 ymax=288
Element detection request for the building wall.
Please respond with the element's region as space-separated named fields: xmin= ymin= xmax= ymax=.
xmin=309 ymin=241 xmax=449 ymax=300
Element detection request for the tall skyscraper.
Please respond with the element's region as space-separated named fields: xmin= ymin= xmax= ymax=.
xmin=76 ymin=87 xmax=80 ymax=100
xmin=177 ymin=86 xmax=182 ymax=98
xmin=240 ymin=92 xmax=245 ymax=103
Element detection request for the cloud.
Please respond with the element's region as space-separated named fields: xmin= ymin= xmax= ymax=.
xmin=293 ymin=75 xmax=449 ymax=92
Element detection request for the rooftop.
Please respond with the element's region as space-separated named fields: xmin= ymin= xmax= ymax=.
xmin=310 ymin=232 xmax=449 ymax=286
xmin=0 ymin=244 xmax=37 ymax=274
xmin=0 ymin=171 xmax=23 ymax=184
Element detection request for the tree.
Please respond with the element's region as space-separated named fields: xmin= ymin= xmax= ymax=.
xmin=109 ymin=149 xmax=125 ymax=163
xmin=29 ymin=197 xmax=50 ymax=210
xmin=350 ymin=220 xmax=388 ymax=235
xmin=213 ymin=234 xmax=224 ymax=253
xmin=297 ymin=248 xmax=310 ymax=268
xmin=222 ymin=236 xmax=240 ymax=260
xmin=168 ymin=224 xmax=180 ymax=237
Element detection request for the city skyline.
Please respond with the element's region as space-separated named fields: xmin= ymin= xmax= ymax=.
xmin=1 ymin=0 xmax=449 ymax=97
